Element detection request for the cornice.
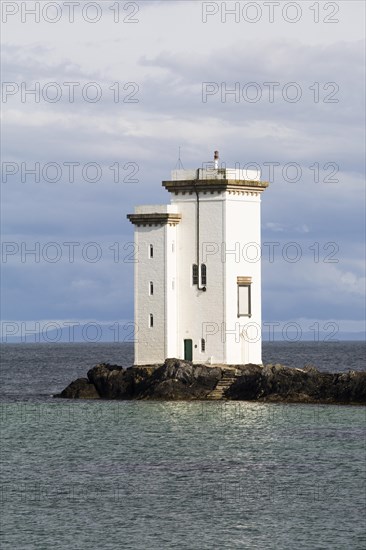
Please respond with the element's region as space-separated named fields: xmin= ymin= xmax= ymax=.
xmin=162 ymin=179 xmax=269 ymax=195
xmin=127 ymin=213 xmax=182 ymax=227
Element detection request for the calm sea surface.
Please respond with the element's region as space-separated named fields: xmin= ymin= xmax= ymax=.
xmin=0 ymin=342 xmax=365 ymax=549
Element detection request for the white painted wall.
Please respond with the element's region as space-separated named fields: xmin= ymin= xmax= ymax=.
xmin=165 ymin=224 xmax=178 ymax=359
xmin=224 ymin=194 xmax=262 ymax=364
xmin=134 ymin=224 xmax=166 ymax=365
xmin=171 ymin=193 xmax=226 ymax=363
xmin=131 ymin=175 xmax=266 ymax=365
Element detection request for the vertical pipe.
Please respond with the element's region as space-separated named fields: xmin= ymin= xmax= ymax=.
xmin=193 ymin=175 xmax=206 ymax=291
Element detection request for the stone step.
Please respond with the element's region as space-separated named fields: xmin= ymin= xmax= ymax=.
xmin=206 ymin=374 xmax=238 ymax=400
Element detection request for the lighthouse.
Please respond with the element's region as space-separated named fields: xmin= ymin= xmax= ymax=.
xmin=127 ymin=152 xmax=269 ymax=366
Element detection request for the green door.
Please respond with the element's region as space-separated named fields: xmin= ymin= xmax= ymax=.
xmin=184 ymin=339 xmax=193 ymax=361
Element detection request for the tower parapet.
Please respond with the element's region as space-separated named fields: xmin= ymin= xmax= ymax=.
xmin=164 ymin=167 xmax=268 ymax=195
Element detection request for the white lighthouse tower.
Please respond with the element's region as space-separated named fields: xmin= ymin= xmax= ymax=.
xmin=127 ymin=153 xmax=269 ymax=366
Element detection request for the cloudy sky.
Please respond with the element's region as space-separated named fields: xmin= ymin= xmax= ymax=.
xmin=1 ymin=0 xmax=365 ymax=342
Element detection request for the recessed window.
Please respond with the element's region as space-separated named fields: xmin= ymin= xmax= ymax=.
xmin=149 ymin=245 xmax=153 ymax=258
xmin=237 ymin=282 xmax=252 ymax=317
xmin=149 ymin=281 xmax=154 ymax=295
xmin=149 ymin=314 xmax=154 ymax=328
xmin=201 ymin=264 xmax=207 ymax=286
xmin=172 ymin=242 xmax=175 ymax=253
xmin=201 ymin=338 xmax=206 ymax=352
xmin=192 ymin=264 xmax=198 ymax=285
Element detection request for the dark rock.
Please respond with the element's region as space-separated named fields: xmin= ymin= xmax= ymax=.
xmin=227 ymin=364 xmax=366 ymax=404
xmin=226 ymin=364 xmax=263 ymax=400
xmin=56 ymin=359 xmax=366 ymax=404
xmin=86 ymin=363 xmax=156 ymax=399
xmin=57 ymin=378 xmax=99 ymax=399
xmin=136 ymin=359 xmax=222 ymax=399
xmin=87 ymin=363 xmax=128 ymax=399
xmin=328 ymin=370 xmax=366 ymax=403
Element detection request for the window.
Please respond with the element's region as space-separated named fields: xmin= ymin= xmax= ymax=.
xmin=149 ymin=281 xmax=154 ymax=295
xmin=192 ymin=264 xmax=198 ymax=285
xmin=201 ymin=264 xmax=207 ymax=286
xmin=238 ymin=285 xmax=251 ymax=316
xmin=149 ymin=245 xmax=153 ymax=258
xmin=201 ymin=338 xmax=206 ymax=352
xmin=149 ymin=314 xmax=154 ymax=328
xmin=237 ymin=277 xmax=252 ymax=317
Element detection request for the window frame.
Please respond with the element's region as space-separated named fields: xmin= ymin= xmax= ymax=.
xmin=237 ymin=277 xmax=252 ymax=318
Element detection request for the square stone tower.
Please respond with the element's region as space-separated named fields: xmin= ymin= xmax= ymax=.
xmin=127 ymin=153 xmax=269 ymax=365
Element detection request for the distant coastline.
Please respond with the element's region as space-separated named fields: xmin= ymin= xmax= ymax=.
xmin=2 ymin=321 xmax=365 ymax=345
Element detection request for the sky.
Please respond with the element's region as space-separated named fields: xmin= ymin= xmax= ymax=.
xmin=1 ymin=0 xmax=365 ymax=343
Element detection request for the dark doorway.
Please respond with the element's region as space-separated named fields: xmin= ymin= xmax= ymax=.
xmin=184 ymin=339 xmax=193 ymax=361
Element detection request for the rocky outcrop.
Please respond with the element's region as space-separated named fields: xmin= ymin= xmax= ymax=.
xmin=86 ymin=363 xmax=156 ymax=399
xmin=55 ymin=359 xmax=366 ymax=405
xmin=136 ymin=358 xmax=221 ymax=399
xmin=58 ymin=378 xmax=100 ymax=399
xmin=227 ymin=364 xmax=366 ymax=404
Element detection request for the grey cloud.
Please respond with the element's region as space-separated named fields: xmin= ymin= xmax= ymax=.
xmin=2 ymin=15 xmax=364 ymax=331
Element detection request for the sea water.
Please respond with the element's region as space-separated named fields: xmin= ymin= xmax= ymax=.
xmin=0 ymin=342 xmax=365 ymax=549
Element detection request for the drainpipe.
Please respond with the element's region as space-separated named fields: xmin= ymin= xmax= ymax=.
xmin=193 ymin=172 xmax=206 ymax=292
